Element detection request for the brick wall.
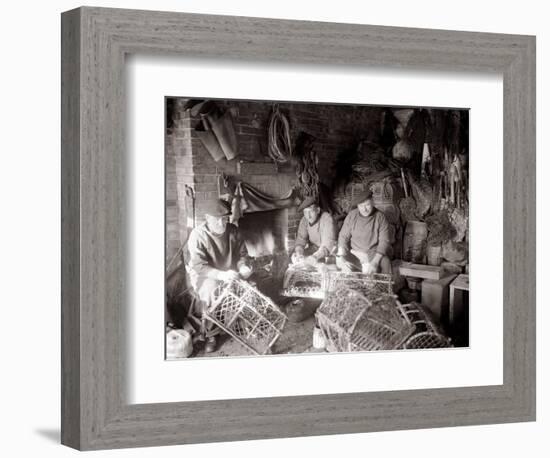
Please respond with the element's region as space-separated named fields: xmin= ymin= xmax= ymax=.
xmin=166 ymin=98 xmax=382 ymax=263
xmin=214 ymin=100 xmax=382 ymax=181
xmin=166 ymin=99 xmax=193 ymax=263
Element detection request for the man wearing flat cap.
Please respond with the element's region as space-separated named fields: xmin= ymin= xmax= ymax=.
xmin=187 ymin=198 xmax=252 ymax=352
xmin=292 ymin=196 xmax=337 ymax=264
xmin=336 ymin=189 xmax=393 ymax=274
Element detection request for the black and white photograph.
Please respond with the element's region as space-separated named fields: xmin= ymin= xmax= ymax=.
xmin=165 ymin=97 xmax=470 ymax=358
xmin=2 ymin=0 xmax=544 ymax=455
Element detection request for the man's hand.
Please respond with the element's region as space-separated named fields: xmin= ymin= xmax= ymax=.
xmin=238 ymin=264 xmax=253 ymax=279
xmin=369 ymin=254 xmax=382 ymax=273
xmin=218 ymin=269 xmax=240 ymax=282
xmin=291 ymin=251 xmax=305 ymax=264
xmin=361 ymin=261 xmax=378 ymax=275
xmin=361 ymin=262 xmax=376 ymax=275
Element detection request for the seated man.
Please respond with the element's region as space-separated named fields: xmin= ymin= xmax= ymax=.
xmin=292 ymin=196 xmax=337 ymax=264
xmin=336 ymin=190 xmax=392 ymax=274
xmin=187 ymin=198 xmax=252 ymax=352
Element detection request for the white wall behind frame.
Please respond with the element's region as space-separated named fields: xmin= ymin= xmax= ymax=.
xmin=1 ymin=1 xmax=546 ymax=458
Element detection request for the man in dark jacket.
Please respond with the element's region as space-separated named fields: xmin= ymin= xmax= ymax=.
xmin=336 ymin=190 xmax=393 ymax=274
xmin=187 ymin=198 xmax=252 ymax=352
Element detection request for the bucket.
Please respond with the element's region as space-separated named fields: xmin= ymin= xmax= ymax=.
xmin=312 ymin=326 xmax=326 ymax=350
xmin=166 ymin=329 xmax=193 ymax=359
xmin=402 ymin=221 xmax=428 ymax=263
xmin=427 ymin=244 xmax=442 ymax=266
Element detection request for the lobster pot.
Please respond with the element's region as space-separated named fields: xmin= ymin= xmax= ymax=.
xmin=316 ymin=289 xmax=415 ymax=352
xmin=205 ymin=280 xmax=287 ymax=355
xmin=400 ymin=302 xmax=452 ymax=349
xmin=326 ymin=271 xmax=393 ymax=296
xmin=281 ymin=265 xmax=325 ymax=299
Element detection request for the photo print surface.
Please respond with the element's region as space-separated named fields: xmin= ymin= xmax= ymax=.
xmin=165 ymin=97 xmax=469 ymax=359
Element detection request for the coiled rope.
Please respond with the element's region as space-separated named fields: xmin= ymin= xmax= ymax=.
xmin=268 ymin=105 xmax=292 ymax=163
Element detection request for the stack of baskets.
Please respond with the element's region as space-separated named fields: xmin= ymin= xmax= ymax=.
xmin=204 ymin=280 xmax=287 ymax=355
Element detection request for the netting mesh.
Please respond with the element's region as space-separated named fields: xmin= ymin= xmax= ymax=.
xmin=281 ymin=266 xmax=325 ymax=299
xmin=399 ymin=302 xmax=452 ymax=349
xmin=403 ymin=332 xmax=450 ymax=349
xmin=316 ymin=289 xmax=415 ymax=352
xmin=205 ymin=280 xmax=287 ymax=355
xmin=282 ymin=268 xmax=393 ymax=299
xmin=326 ymin=272 xmax=394 ymax=296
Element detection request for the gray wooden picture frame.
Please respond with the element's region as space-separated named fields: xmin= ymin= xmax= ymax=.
xmin=61 ymin=6 xmax=536 ymax=451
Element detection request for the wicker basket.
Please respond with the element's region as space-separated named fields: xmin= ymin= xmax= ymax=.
xmin=326 ymin=271 xmax=393 ymax=296
xmin=399 ymin=302 xmax=452 ymax=349
xmin=204 ymin=280 xmax=287 ymax=355
xmin=280 ymin=265 xmax=325 ymax=299
xmin=316 ymin=289 xmax=415 ymax=352
xmin=282 ymin=267 xmax=393 ymax=299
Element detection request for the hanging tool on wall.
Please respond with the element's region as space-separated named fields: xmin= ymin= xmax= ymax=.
xmin=231 ymin=182 xmax=244 ymax=226
xmin=399 ymin=167 xmax=416 ymax=223
xmin=448 ymin=154 xmax=463 ymax=209
xmin=184 ymin=184 xmax=196 ymax=229
xmin=420 ymin=143 xmax=432 ymax=180
xmin=400 ymin=168 xmax=409 ymax=198
xmin=165 ymin=185 xmax=196 ymax=276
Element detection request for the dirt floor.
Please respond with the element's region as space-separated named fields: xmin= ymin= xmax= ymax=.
xmin=192 ymin=298 xmax=324 ymax=358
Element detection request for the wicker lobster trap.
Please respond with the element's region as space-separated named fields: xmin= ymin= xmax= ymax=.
xmin=326 ymin=271 xmax=394 ymax=296
xmin=316 ymin=288 xmax=415 ymax=352
xmin=204 ymin=280 xmax=287 ymax=355
xmin=399 ymin=302 xmax=452 ymax=349
xmin=280 ymin=265 xmax=326 ymax=299
xmin=282 ymin=266 xmax=393 ymax=300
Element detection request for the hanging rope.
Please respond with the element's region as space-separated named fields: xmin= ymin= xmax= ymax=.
xmin=298 ymin=150 xmax=319 ymax=198
xmin=294 ymin=131 xmax=319 ymax=198
xmin=267 ymin=105 xmax=292 ymax=163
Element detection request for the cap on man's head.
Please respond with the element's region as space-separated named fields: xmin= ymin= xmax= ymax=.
xmin=204 ymin=198 xmax=231 ymax=217
xmin=351 ymin=189 xmax=374 ymax=208
xmin=297 ymin=196 xmax=318 ymax=212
